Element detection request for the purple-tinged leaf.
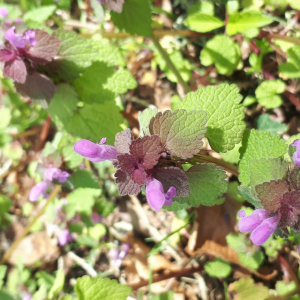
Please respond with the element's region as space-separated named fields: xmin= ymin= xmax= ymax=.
xmin=115 ymin=128 xmax=133 ymax=153
xmin=3 ymin=58 xmax=27 ymax=83
xmin=26 ymin=30 xmax=61 ymax=65
xmin=153 ymin=166 xmax=190 ymax=197
xmin=281 ymin=190 xmax=300 ymax=214
xmin=149 ymin=109 xmax=207 ymax=159
xmin=15 ymin=72 xmax=55 ymax=108
xmin=255 ymin=180 xmax=289 ymax=212
xmin=115 ymin=169 xmax=141 ymax=195
xmin=129 ymin=135 xmax=163 ymax=169
xmin=114 ymin=153 xmax=137 ymax=172
xmin=132 ymin=168 xmax=146 ymax=185
xmin=278 ymin=204 xmax=298 ymax=228
xmin=0 ymin=48 xmax=15 ymax=62
xmin=289 ymin=167 xmax=300 ymax=191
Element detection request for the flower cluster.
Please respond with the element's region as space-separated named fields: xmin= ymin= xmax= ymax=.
xmin=98 ymin=0 xmax=125 ymax=13
xmin=0 ymin=25 xmax=61 ymax=104
xmin=74 ymin=128 xmax=190 ymax=211
xmin=29 ymin=167 xmax=70 ymax=201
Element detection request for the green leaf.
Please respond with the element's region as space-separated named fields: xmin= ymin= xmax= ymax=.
xmin=59 ymin=295 xmax=77 ymax=300
xmin=276 ymin=281 xmax=300 ymax=300
xmin=88 ymin=224 xmax=106 ymax=240
xmin=188 ymin=2 xmax=214 ymax=15
xmin=226 ymin=233 xmax=247 ymax=253
xmin=64 ymin=101 xmax=124 ymax=146
xmin=184 ymin=13 xmax=224 ymax=33
xmin=228 ymin=181 xmax=244 ymax=202
xmin=138 ymin=107 xmax=159 ymax=137
xmin=45 ymin=29 xmax=100 ymax=81
xmin=176 ymin=84 xmax=245 ymax=153
xmin=111 ymin=0 xmax=151 ymax=37
xmin=0 ymin=108 xmax=11 ymax=130
xmin=174 ymin=163 xmax=227 ymax=207
xmin=48 ymin=270 xmax=65 ymax=300
xmin=0 ymin=265 xmax=7 ymax=289
xmin=238 ymin=129 xmax=287 ymax=186
xmin=32 ymin=284 xmax=47 ymax=300
xmin=237 ymin=185 xmax=262 ymax=208
xmin=279 ymin=46 xmax=300 ymax=79
xmin=249 ymin=158 xmax=288 ymax=195
xmin=228 ymin=278 xmax=269 ymax=300
xmin=200 ymin=35 xmax=241 ymax=75
xmin=89 ymin=37 xmax=124 ymax=67
xmin=150 ymin=291 xmax=174 ymax=300
xmin=66 ymin=188 xmax=101 ymax=220
xmin=149 ymin=109 xmax=207 ymax=159
xmin=73 ymin=62 xmax=137 ymax=103
xmin=70 ymin=170 xmax=101 ymax=190
xmin=53 ymin=29 xmax=99 ymax=68
xmin=61 ymin=145 xmax=83 ymax=168
xmin=220 ymin=142 xmax=241 ymax=164
xmin=262 ymin=238 xmax=283 ymax=258
xmin=243 ymin=95 xmax=257 ymax=106
xmin=74 ymin=275 xmax=132 ymax=300
xmin=163 ymin=201 xmax=191 ymax=211
xmin=48 ymin=84 xmax=78 ymax=126
xmin=0 ymin=195 xmax=13 ymax=214
xmin=255 ymin=79 xmax=286 ymax=109
xmin=0 ymin=290 xmax=15 ymax=300
xmin=204 ymin=258 xmax=232 ymax=278
xmin=256 ymin=114 xmax=287 ymax=134
xmin=287 ymin=0 xmax=300 ymax=10
xmin=156 ymin=51 xmax=192 ymax=83
xmin=227 ymin=11 xmax=272 ymax=35
xmin=23 ymin=5 xmax=56 ymax=23
xmin=238 ymin=251 xmax=264 ymax=270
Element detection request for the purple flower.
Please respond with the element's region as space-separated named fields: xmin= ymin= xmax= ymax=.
xmin=22 ymin=293 xmax=32 ymax=300
xmin=292 ymin=139 xmax=300 ymax=167
xmin=58 ymin=229 xmax=73 ymax=246
xmin=98 ymin=0 xmax=125 ymax=13
xmin=5 ymin=27 xmax=36 ymax=48
xmin=0 ymin=7 xmax=8 ymax=18
xmin=108 ymin=243 xmax=130 ymax=267
xmin=92 ymin=212 xmax=104 ymax=223
xmin=74 ymin=138 xmax=119 ymax=162
xmin=238 ymin=209 xmax=280 ymax=245
xmin=146 ymin=178 xmax=176 ymax=211
xmin=29 ymin=180 xmax=50 ymax=202
xmin=45 ymin=168 xmax=69 ymax=183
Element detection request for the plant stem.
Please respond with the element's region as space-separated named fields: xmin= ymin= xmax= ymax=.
xmin=194 ymin=154 xmax=239 ymax=177
xmin=0 ymin=185 xmax=61 ymax=265
xmin=151 ymin=32 xmax=191 ymax=94
xmin=267 ymin=33 xmax=300 ymax=46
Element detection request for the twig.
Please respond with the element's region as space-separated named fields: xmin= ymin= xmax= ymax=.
xmin=151 ymin=33 xmax=191 ymax=94
xmin=128 ymin=265 xmax=203 ymax=290
xmin=269 ymin=286 xmax=300 ymax=300
xmin=267 ymin=33 xmax=300 ymax=46
xmin=283 ymin=90 xmax=300 ymax=110
xmin=67 ymin=251 xmax=97 ymax=277
xmin=129 ymin=195 xmax=182 ymax=263
xmin=0 ymin=186 xmax=61 ymax=265
xmin=194 ymin=154 xmax=239 ymax=177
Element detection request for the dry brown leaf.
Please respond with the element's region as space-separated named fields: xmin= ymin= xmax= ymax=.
xmin=8 ymin=231 xmax=58 ymax=267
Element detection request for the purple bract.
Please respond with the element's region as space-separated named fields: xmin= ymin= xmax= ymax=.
xmin=73 ymin=130 xmax=189 ymax=212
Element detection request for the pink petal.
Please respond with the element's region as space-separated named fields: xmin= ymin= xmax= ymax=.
xmin=29 ymin=180 xmax=50 ymax=201
xmin=250 ymin=214 xmax=280 ymax=245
